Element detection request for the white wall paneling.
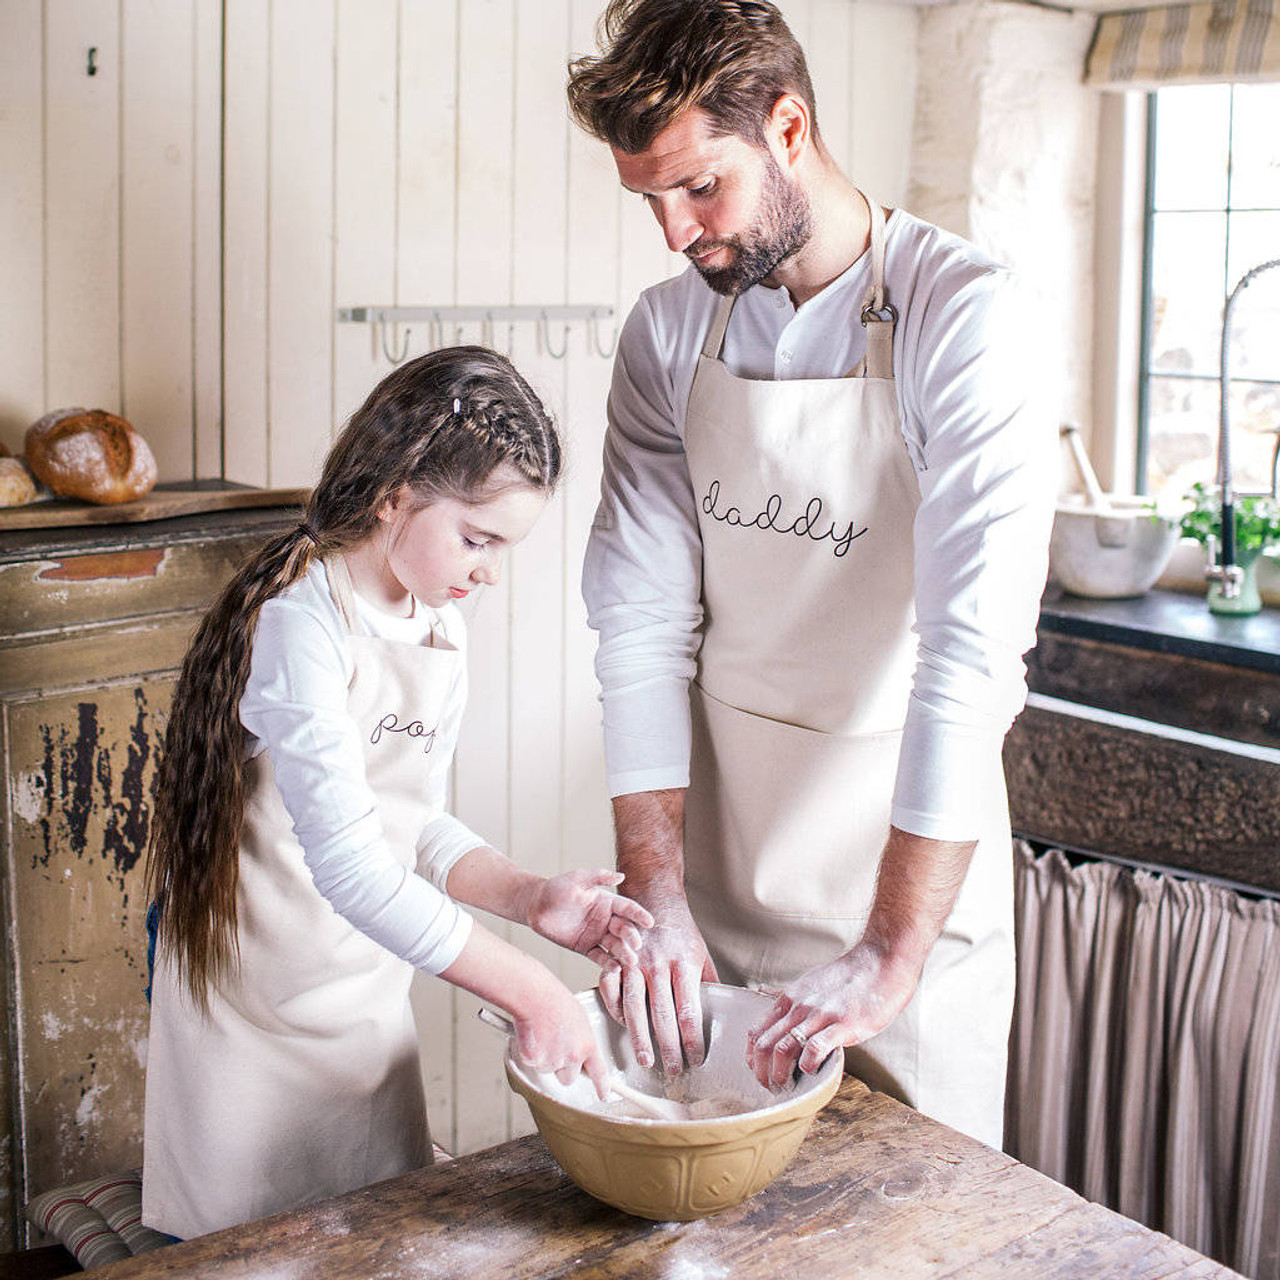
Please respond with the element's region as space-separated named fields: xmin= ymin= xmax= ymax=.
xmin=223 ymin=0 xmax=271 ymax=484
xmin=266 ymin=0 xmax=335 ymax=487
xmin=44 ymin=0 xmax=121 ymax=417
xmin=0 ymin=0 xmax=221 ymax=470
xmin=0 ymin=0 xmax=45 ymax=445
xmin=193 ymin=0 xmax=224 ymax=477
xmin=121 ymin=0 xmax=196 ymax=482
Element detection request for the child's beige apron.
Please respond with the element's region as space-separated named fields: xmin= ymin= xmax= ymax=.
xmin=143 ymin=558 xmax=462 ymax=1237
xmin=682 ymin=195 xmax=1014 ymax=1147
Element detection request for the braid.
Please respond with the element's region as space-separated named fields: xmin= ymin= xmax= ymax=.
xmin=147 ymin=525 xmax=317 ymax=1008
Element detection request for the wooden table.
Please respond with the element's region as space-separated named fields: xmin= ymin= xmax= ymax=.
xmin=92 ymin=1080 xmax=1240 ymax=1278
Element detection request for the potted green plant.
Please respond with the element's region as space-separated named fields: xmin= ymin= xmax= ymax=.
xmin=1179 ymin=481 xmax=1280 ymax=615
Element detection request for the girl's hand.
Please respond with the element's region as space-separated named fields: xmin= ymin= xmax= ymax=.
xmin=519 ymin=869 xmax=654 ymax=968
xmin=510 ymin=981 xmax=610 ymax=1098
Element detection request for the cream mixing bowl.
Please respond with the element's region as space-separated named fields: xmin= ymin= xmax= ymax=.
xmin=503 ymin=983 xmax=843 ymax=1221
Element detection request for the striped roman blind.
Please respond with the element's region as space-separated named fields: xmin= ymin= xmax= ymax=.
xmin=1085 ymin=0 xmax=1280 ymax=87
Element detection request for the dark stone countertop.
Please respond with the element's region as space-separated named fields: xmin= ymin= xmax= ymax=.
xmin=1038 ymin=585 xmax=1280 ymax=676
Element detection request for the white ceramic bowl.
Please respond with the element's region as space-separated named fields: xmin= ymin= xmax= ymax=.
xmin=1049 ymin=495 xmax=1179 ymax=599
xmin=504 ymin=984 xmax=843 ymax=1221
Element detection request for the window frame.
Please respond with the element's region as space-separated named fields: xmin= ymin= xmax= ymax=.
xmin=1136 ymin=83 xmax=1280 ymax=498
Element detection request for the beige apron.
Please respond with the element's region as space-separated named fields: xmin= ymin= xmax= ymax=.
xmin=143 ymin=559 xmax=461 ymax=1237
xmin=682 ymin=195 xmax=1014 ymax=1147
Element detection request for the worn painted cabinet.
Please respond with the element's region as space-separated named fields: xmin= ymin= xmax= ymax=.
xmin=0 ymin=508 xmax=297 ymax=1249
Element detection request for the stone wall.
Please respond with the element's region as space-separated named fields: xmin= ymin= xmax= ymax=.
xmin=909 ymin=1 xmax=1099 ymax=444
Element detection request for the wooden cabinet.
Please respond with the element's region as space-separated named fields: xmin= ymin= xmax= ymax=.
xmin=0 ymin=508 xmax=296 ymax=1249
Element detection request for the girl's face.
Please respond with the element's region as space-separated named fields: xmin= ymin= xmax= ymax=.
xmin=366 ymin=466 xmax=548 ymax=614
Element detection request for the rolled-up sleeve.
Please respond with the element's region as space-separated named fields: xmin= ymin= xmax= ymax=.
xmin=582 ymin=295 xmax=706 ymax=797
xmin=892 ymin=272 xmax=1055 ymax=840
xmin=243 ymin=600 xmax=473 ymax=974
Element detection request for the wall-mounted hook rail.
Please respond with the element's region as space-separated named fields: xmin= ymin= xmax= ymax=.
xmin=337 ymin=304 xmax=616 ymax=361
xmin=337 ymin=304 xmax=614 ymax=326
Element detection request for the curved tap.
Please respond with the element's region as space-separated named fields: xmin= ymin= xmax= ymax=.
xmin=1209 ymin=257 xmax=1280 ymax=599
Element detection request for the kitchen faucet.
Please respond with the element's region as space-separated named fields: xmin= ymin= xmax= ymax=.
xmin=1206 ymin=256 xmax=1280 ymax=599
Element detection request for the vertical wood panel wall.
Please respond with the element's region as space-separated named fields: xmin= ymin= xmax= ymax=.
xmin=1 ymin=0 xmax=917 ymax=1181
xmin=0 ymin=0 xmax=223 ymax=475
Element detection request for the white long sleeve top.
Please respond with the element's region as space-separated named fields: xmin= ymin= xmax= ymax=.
xmin=240 ymin=560 xmax=484 ymax=973
xmin=583 ymin=208 xmax=1056 ymax=841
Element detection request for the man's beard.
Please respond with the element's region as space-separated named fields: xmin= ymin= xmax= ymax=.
xmin=687 ymin=157 xmax=812 ymax=297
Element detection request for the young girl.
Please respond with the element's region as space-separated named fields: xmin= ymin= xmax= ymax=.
xmin=142 ymin=348 xmax=650 ymax=1239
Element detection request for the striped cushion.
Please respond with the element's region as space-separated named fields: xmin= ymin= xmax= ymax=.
xmin=26 ymin=1169 xmax=171 ymax=1268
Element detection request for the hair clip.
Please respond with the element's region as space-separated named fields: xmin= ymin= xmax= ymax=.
xmin=453 ymin=398 xmax=462 ymax=415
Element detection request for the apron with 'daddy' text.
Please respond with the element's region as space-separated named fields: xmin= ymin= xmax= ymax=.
xmin=682 ymin=194 xmax=1014 ymax=1147
xmin=143 ymin=557 xmax=461 ymax=1238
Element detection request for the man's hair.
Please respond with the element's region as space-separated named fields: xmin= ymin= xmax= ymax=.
xmin=566 ymin=0 xmax=818 ymax=154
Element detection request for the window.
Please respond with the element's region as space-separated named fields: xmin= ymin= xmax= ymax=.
xmin=1139 ymin=83 xmax=1280 ymax=499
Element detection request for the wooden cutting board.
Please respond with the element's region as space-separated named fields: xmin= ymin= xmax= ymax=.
xmin=0 ymin=484 xmax=309 ymax=532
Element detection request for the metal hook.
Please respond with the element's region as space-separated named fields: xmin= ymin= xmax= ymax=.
xmin=482 ymin=312 xmax=495 ymax=351
xmin=540 ymin=312 xmax=569 ymax=360
xmin=429 ymin=315 xmax=443 ymax=351
xmin=380 ymin=322 xmax=410 ymax=365
xmin=87 ymin=47 xmax=98 ymax=76
xmin=589 ymin=313 xmax=619 ymax=359
xmin=505 ymin=323 xmax=515 ymax=357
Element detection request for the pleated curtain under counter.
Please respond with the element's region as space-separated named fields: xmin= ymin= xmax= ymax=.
xmin=1006 ymin=840 xmax=1280 ymax=1279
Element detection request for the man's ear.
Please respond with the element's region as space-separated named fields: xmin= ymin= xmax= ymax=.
xmin=765 ymin=93 xmax=811 ymax=171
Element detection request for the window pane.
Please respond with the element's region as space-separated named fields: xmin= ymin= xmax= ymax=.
xmin=1149 ymin=211 xmax=1227 ymax=378
xmin=1148 ymin=378 xmax=1280 ymax=499
xmin=1153 ymin=85 xmax=1230 ymax=210
xmin=1229 ymin=84 xmax=1280 ymax=209
xmin=1146 ymin=375 xmax=1217 ymax=496
xmin=1228 ymin=378 xmax=1280 ymax=496
xmin=1225 ymin=211 xmax=1280 ymax=380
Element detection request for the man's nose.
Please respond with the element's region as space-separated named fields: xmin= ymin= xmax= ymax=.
xmin=653 ymin=199 xmax=701 ymax=254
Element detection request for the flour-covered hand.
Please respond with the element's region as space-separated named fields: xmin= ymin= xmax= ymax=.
xmin=511 ymin=982 xmax=610 ymax=1098
xmin=520 ymin=869 xmax=654 ymax=967
xmin=746 ymin=943 xmax=922 ymax=1089
xmin=597 ymin=894 xmax=718 ymax=1076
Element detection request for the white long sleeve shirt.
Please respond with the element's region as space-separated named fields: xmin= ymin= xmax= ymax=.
xmin=240 ymin=560 xmax=484 ymax=973
xmin=583 ymin=208 xmax=1056 ymax=841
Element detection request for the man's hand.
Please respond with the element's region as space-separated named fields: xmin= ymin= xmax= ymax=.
xmin=746 ymin=825 xmax=977 ymax=1088
xmin=603 ymin=788 xmax=722 ymax=1074
xmin=518 ymin=869 xmax=654 ymax=967
xmin=598 ymin=893 xmax=719 ymax=1074
xmin=745 ymin=941 xmax=920 ymax=1088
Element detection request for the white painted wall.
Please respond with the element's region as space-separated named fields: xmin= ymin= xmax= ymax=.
xmin=0 ymin=0 xmax=919 ymax=1157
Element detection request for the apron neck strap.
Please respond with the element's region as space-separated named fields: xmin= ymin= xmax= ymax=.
xmin=324 ymin=555 xmax=366 ymax=636
xmin=702 ymin=294 xmax=736 ymax=361
xmin=857 ymin=190 xmax=896 ymax=381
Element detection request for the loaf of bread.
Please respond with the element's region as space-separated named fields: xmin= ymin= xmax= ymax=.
xmin=25 ymin=408 xmax=157 ymax=504
xmin=0 ymin=457 xmax=37 ymax=507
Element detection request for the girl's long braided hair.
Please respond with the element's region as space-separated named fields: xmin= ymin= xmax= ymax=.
xmin=147 ymin=347 xmax=561 ymax=1008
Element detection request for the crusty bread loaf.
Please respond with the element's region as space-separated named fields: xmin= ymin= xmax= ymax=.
xmin=0 ymin=457 xmax=37 ymax=507
xmin=25 ymin=408 xmax=157 ymax=504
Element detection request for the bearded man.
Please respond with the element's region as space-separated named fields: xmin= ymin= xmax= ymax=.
xmin=568 ymin=0 xmax=1054 ymax=1146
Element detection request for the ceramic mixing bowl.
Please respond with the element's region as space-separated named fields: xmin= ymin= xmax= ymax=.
xmin=504 ymin=983 xmax=843 ymax=1221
